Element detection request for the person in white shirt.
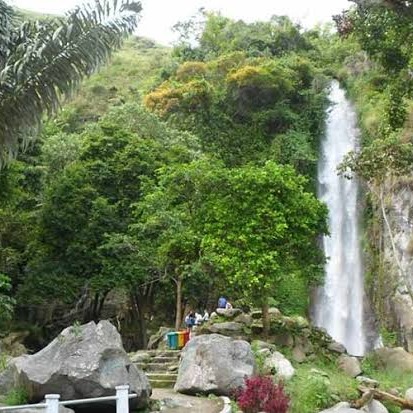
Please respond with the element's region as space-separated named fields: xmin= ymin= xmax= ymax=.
xmin=202 ymin=310 xmax=209 ymax=322
xmin=194 ymin=312 xmax=203 ymax=325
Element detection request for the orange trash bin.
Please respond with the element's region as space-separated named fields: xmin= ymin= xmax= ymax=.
xmin=177 ymin=331 xmax=185 ymax=349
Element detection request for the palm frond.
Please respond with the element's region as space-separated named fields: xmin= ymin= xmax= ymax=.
xmin=0 ymin=0 xmax=142 ymax=164
xmin=0 ymin=0 xmax=16 ymax=65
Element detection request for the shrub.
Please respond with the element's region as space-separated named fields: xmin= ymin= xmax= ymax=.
xmin=237 ymin=375 xmax=290 ymax=413
xmin=5 ymin=388 xmax=29 ymax=406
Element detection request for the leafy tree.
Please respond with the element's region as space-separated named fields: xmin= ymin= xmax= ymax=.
xmin=136 ymin=159 xmax=327 ymax=334
xmin=0 ymin=0 xmax=141 ymax=163
xmin=199 ymin=161 xmax=327 ymax=333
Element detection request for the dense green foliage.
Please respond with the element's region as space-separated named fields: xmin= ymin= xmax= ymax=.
xmin=0 ymin=10 xmax=331 ymax=348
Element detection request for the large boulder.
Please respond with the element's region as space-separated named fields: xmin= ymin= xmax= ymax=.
xmin=360 ymin=400 xmax=388 ymax=413
xmin=174 ymin=334 xmax=255 ymax=396
xmin=372 ymin=347 xmax=413 ymax=372
xmin=12 ymin=321 xmax=151 ymax=409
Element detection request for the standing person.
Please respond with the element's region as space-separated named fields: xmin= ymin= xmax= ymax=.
xmin=184 ymin=311 xmax=195 ymax=330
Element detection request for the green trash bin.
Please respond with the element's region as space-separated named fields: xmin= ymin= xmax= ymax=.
xmin=167 ymin=332 xmax=178 ymax=350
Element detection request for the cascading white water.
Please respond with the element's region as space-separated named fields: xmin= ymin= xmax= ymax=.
xmin=314 ymin=80 xmax=366 ymax=356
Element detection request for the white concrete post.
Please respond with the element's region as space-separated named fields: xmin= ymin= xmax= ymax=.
xmin=116 ymin=385 xmax=129 ymax=413
xmin=45 ymin=394 xmax=60 ymax=413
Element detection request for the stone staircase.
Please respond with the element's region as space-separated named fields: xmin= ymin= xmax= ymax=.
xmin=132 ymin=349 xmax=181 ymax=389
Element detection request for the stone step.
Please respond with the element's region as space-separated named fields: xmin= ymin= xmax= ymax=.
xmin=152 ymin=356 xmax=179 ymax=363
xmin=147 ymin=372 xmax=178 ymax=381
xmin=136 ymin=362 xmax=178 ymax=372
xmin=149 ymin=378 xmax=176 ymax=389
xmin=147 ymin=350 xmax=181 ymax=357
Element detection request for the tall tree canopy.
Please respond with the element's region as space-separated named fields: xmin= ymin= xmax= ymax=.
xmin=0 ymin=0 xmax=141 ymax=164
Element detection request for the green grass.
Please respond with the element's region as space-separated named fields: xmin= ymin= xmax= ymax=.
xmin=286 ymin=359 xmax=358 ymax=413
xmin=5 ymin=388 xmax=29 ymax=406
xmin=59 ymin=36 xmax=172 ymax=132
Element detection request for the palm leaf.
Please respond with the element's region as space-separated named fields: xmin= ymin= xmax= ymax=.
xmin=0 ymin=0 xmax=142 ymax=164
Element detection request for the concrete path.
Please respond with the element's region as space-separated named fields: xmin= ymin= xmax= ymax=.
xmin=151 ymin=388 xmax=224 ymax=413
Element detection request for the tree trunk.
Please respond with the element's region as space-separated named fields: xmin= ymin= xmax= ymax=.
xmin=133 ymin=293 xmax=148 ymax=349
xmin=175 ymin=276 xmax=183 ymax=331
xmin=356 ymin=385 xmax=413 ymax=410
xmin=262 ymin=300 xmax=270 ymax=337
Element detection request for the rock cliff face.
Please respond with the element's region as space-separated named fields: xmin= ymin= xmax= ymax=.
xmin=371 ymin=182 xmax=413 ymax=351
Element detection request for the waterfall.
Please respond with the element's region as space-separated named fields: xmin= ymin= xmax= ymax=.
xmin=313 ymin=80 xmax=366 ymax=356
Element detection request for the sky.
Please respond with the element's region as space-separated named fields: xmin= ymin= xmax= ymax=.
xmin=10 ymin=0 xmax=351 ymax=45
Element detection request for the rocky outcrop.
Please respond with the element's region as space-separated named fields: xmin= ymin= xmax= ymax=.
xmin=371 ymin=184 xmax=413 ymax=351
xmin=174 ymin=334 xmax=255 ymax=396
xmin=198 ymin=307 xmax=339 ymax=359
xmin=9 ymin=320 xmax=151 ymax=408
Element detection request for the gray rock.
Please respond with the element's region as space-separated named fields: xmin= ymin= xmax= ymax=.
xmin=174 ymin=334 xmax=255 ymax=396
xmin=251 ymin=322 xmax=264 ymax=334
xmin=13 ymin=320 xmax=151 ymax=408
xmin=251 ymin=340 xmax=274 ymax=351
xmin=373 ymin=347 xmax=413 ymax=372
xmin=338 ymin=354 xmax=362 ymax=378
xmin=251 ymin=310 xmax=262 ymax=319
xmin=406 ymin=387 xmax=413 ymax=403
xmin=147 ymin=327 xmax=172 ymax=350
xmin=269 ymin=333 xmax=294 ymax=348
xmin=268 ymin=307 xmax=282 ymax=317
xmin=257 ymin=348 xmax=271 ymax=357
xmin=216 ymin=309 xmax=242 ymax=318
xmin=263 ymin=351 xmax=295 ymax=380
xmin=129 ymin=351 xmax=151 ymax=363
xmin=318 ymin=402 xmax=359 ymax=412
xmin=209 ymin=312 xmax=218 ymax=320
xmin=208 ymin=322 xmax=244 ymax=334
xmin=356 ymin=376 xmax=379 ymax=388
xmin=294 ymin=335 xmax=314 ymax=354
xmin=234 ymin=313 xmax=253 ymax=326
xmin=361 ymin=400 xmax=388 ymax=413
xmin=401 ymin=411 xmax=413 ymax=413
xmin=328 ymin=341 xmax=347 ymax=354
xmin=292 ymin=346 xmax=306 ymax=363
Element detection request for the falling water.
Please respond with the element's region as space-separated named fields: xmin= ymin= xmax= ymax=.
xmin=314 ymin=80 xmax=366 ymax=356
